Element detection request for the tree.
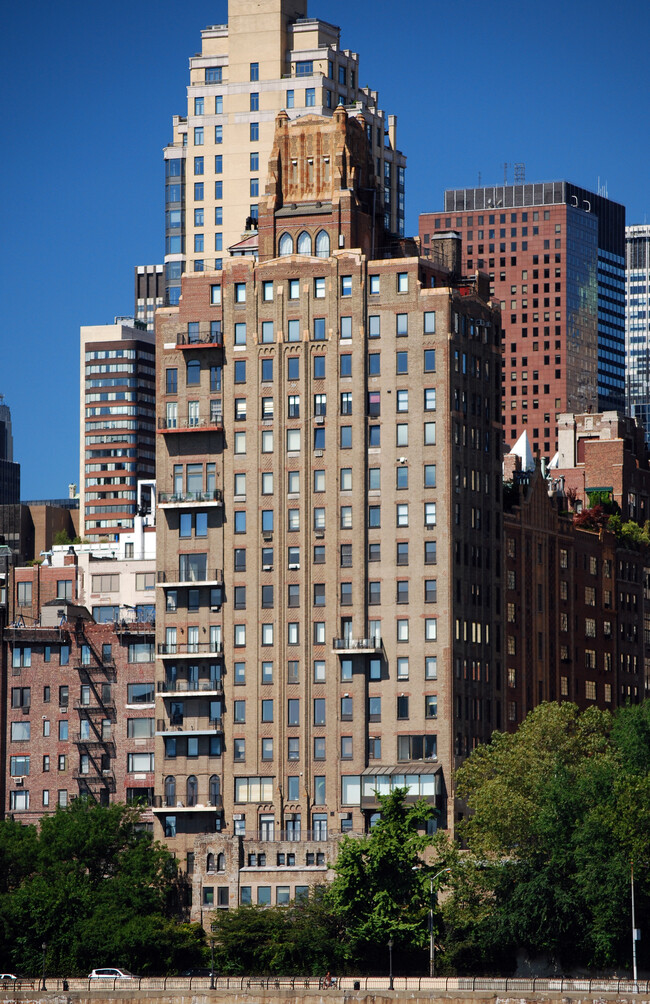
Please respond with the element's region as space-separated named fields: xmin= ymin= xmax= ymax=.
xmin=0 ymin=800 xmax=206 ymax=975
xmin=210 ymin=888 xmax=344 ymax=976
xmin=327 ymin=788 xmax=448 ymax=972
xmin=449 ymin=702 xmax=650 ymax=972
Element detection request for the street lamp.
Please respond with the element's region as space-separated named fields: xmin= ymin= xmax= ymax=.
xmin=210 ymin=938 xmax=216 ymax=990
xmin=387 ymin=937 xmax=394 ymax=990
xmin=428 ymin=868 xmax=451 ymax=977
xmin=41 ymin=942 xmax=47 ymax=991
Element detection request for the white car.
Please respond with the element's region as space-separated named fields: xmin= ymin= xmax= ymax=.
xmin=0 ymin=976 xmax=18 ymax=982
xmin=88 ymin=969 xmax=137 ymax=980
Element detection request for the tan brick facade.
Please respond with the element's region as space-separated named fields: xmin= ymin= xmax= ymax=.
xmin=154 ymin=108 xmax=503 ymax=918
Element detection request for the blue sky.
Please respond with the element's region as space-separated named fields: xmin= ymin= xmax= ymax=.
xmin=3 ymin=0 xmax=650 ymax=498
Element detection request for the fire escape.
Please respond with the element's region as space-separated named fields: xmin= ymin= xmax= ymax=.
xmin=72 ymin=620 xmax=117 ymax=801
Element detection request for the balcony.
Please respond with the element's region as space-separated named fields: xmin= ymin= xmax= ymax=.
xmin=156 ymin=716 xmax=223 ymax=736
xmin=114 ymin=620 xmax=155 ymax=636
xmin=174 ymin=330 xmax=223 ymax=349
xmin=157 ymin=641 xmax=223 ymax=657
xmin=157 ymin=569 xmax=223 ymax=588
xmin=158 ymin=489 xmax=223 ymax=508
xmin=4 ymin=624 xmax=69 ymax=644
xmin=157 ymin=417 xmax=223 ymax=434
xmin=157 ymin=679 xmax=223 ymax=695
xmin=152 ymin=794 xmax=223 ymax=811
xmin=332 ymin=637 xmax=383 ymax=653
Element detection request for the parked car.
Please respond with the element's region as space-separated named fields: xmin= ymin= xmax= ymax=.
xmin=88 ymin=969 xmax=137 ymax=980
xmin=180 ymin=969 xmax=214 ymax=978
xmin=0 ymin=976 xmax=18 ymax=982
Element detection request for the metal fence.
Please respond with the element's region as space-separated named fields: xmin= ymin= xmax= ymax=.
xmin=8 ymin=976 xmax=649 ymax=994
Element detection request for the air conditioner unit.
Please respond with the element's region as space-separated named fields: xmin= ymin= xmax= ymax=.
xmin=315 ymin=530 xmax=325 ymax=538
xmin=211 ymin=605 xmax=222 ymax=612
xmin=262 ymin=531 xmax=273 ymax=540
xmin=288 ymin=563 xmax=299 ymax=570
xmin=15 ymin=777 xmax=24 ymax=786
xmin=314 ymin=415 xmax=324 ymax=424
xmin=262 ymin=564 xmax=273 ymax=571
xmin=314 ymin=449 xmax=323 ymax=457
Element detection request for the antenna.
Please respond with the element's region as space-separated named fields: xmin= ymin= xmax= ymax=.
xmin=514 ymin=162 xmax=525 ymax=183
xmin=477 ymin=171 xmax=482 ymax=187
xmin=503 ymin=162 xmax=510 ymax=185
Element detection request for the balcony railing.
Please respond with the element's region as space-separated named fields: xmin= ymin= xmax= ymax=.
xmin=158 ymin=489 xmax=223 ymax=505
xmin=332 ymin=637 xmax=383 ymax=652
xmin=152 ymin=794 xmax=223 ymax=810
xmin=156 ymin=716 xmax=223 ymax=734
xmin=175 ymin=331 xmax=223 ymax=347
xmin=157 ymin=569 xmax=223 ymax=586
xmin=157 ymin=417 xmax=223 ymax=433
xmin=157 ymin=641 xmax=223 ymax=656
xmin=157 ymin=679 xmax=223 ymax=693
xmin=114 ymin=620 xmax=155 ymax=635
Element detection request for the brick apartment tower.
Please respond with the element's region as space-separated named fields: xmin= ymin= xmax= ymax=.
xmin=419 ymin=182 xmax=625 ymax=459
xmin=79 ymin=321 xmax=156 ymax=541
xmin=153 ymin=106 xmax=502 ymax=916
xmin=163 ymin=0 xmax=406 ymax=306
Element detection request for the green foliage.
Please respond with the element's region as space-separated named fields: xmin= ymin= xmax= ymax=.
xmin=211 ymin=790 xmax=447 ymax=976
xmin=447 ymin=702 xmax=650 ymax=972
xmin=211 ymin=888 xmax=344 ymax=976
xmin=0 ymin=800 xmax=205 ymax=976
xmin=328 ymin=789 xmax=445 ymax=972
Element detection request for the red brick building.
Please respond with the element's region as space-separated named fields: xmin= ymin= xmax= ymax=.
xmin=554 ymin=411 xmax=650 ymax=522
xmin=419 ymin=182 xmax=626 ymax=459
xmin=3 ymin=561 xmax=155 ymax=823
xmin=503 ymin=464 xmax=648 ymax=730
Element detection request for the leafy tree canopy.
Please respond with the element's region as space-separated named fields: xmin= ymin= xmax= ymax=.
xmin=0 ymin=800 xmax=206 ymax=976
xmin=449 ymin=702 xmax=650 ymax=972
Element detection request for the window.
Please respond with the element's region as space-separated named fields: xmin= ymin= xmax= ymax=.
xmin=127 ymin=682 xmax=155 ymax=704
xmin=396 ymin=313 xmax=408 ymax=336
xmin=425 ymin=503 xmax=436 ymax=527
xmin=397 ymin=272 xmax=408 ymax=292
xmin=424 ymin=349 xmax=436 ymax=372
xmin=396 ymin=503 xmax=409 ymax=526
xmin=314 ymin=356 xmax=326 ymax=379
xmin=305 ymin=87 xmax=315 ymax=106
xmin=424 ymin=311 xmax=436 ymax=333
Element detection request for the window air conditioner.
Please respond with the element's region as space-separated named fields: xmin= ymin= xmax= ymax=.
xmin=288 ymin=563 xmax=299 ymax=570
xmin=15 ymin=777 xmax=24 ymax=786
xmin=314 ymin=449 xmax=323 ymax=457
xmin=314 ymin=415 xmax=324 ymax=424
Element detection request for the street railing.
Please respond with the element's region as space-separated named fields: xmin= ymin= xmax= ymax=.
xmin=16 ymin=975 xmax=650 ymax=993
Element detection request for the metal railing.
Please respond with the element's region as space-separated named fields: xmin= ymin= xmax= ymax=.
xmin=156 ymin=716 xmax=223 ymax=733
xmin=157 ymin=679 xmax=223 ymax=693
xmin=158 ymin=417 xmax=223 ymax=432
xmin=157 ymin=641 xmax=223 ymax=655
xmin=175 ymin=331 xmax=223 ymax=347
xmin=158 ymin=489 xmax=223 ymax=504
xmin=14 ymin=975 xmax=650 ymax=993
xmin=332 ymin=637 xmax=383 ymax=651
xmin=157 ymin=569 xmax=223 ymax=585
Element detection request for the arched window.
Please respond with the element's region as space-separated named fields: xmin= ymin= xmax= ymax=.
xmin=315 ymin=229 xmax=330 ymax=258
xmin=165 ymin=775 xmax=176 ymax=807
xmin=297 ymin=231 xmax=312 ymax=255
xmin=207 ymin=852 xmax=215 ymax=873
xmin=187 ymin=775 xmax=198 ymax=807
xmin=217 ymin=852 xmax=226 ymax=872
xmin=278 ymin=232 xmax=294 ymax=256
xmin=209 ymin=774 xmax=221 ymax=805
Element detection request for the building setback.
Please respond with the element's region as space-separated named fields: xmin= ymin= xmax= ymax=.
xmin=79 ymin=321 xmax=156 ymax=541
xmin=154 ymin=106 xmax=503 ymax=918
xmin=419 ymin=182 xmax=626 ymax=458
xmin=163 ymin=0 xmax=405 ymax=305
